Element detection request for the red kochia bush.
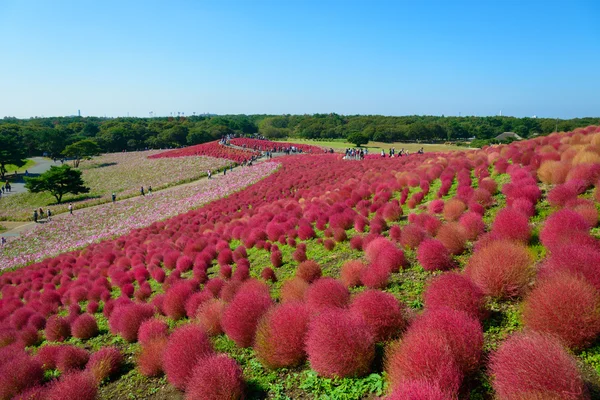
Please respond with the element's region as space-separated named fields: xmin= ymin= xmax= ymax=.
xmin=137 ymin=337 xmax=168 ymax=377
xmin=400 ymin=224 xmax=427 ymax=249
xmin=522 ymin=272 xmax=600 ymax=350
xmin=443 ymin=198 xmax=466 ymax=221
xmin=280 ymin=277 xmax=309 ymax=303
xmin=221 ymin=283 xmax=273 ymax=348
xmin=56 ymin=345 xmax=90 ymax=373
xmin=541 ymin=243 xmax=600 ymax=290
xmin=296 ymin=260 xmax=322 ymax=283
xmin=435 ymin=223 xmax=468 ymax=255
xmin=540 ymin=209 xmax=592 ymax=251
xmin=466 ymin=240 xmax=534 ymax=299
xmin=185 ymin=354 xmax=245 ymax=400
xmin=491 ymin=208 xmax=531 ymax=243
xmin=340 ymin=260 xmax=366 ymax=288
xmin=423 ymin=273 xmax=487 ymax=320
xmin=386 ymin=380 xmax=452 ymax=400
xmin=45 ymin=315 xmax=71 ymax=342
xmin=163 ymin=282 xmax=193 ymax=321
xmin=385 ymin=329 xmax=463 ymax=395
xmin=350 ymin=290 xmax=407 ymax=342
xmin=71 ymin=313 xmax=98 ymax=340
xmin=306 ymin=309 xmax=375 ymax=378
xmin=46 ymin=371 xmax=98 ymax=400
xmin=417 ymin=239 xmax=455 ymax=271
xmin=163 ymin=324 xmax=214 ymax=390
xmin=254 ymin=302 xmax=311 ymax=369
xmin=86 ymin=346 xmax=122 ymax=383
xmin=0 ymin=355 xmax=44 ymax=400
xmin=197 ymin=299 xmax=226 ymax=336
xmin=305 ymin=277 xmax=350 ymax=312
xmin=138 ymin=318 xmax=169 ymax=345
xmin=112 ymin=303 xmax=155 ymax=342
xmin=365 ymin=238 xmax=406 ymax=272
xmin=490 ymin=332 xmax=588 ymax=400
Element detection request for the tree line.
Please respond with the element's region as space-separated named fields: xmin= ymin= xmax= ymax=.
xmin=1 ymin=114 xmax=598 ymax=162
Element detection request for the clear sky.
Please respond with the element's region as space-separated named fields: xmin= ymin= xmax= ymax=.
xmin=0 ymin=0 xmax=598 ymax=119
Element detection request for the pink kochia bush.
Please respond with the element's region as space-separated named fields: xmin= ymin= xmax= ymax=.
xmin=305 ymin=309 xmax=375 ymax=378
xmin=305 ymin=277 xmax=350 ymax=312
xmin=185 ymin=354 xmax=245 ymax=400
xmin=466 ymin=240 xmax=534 ymax=299
xmin=365 ymin=238 xmax=406 ymax=272
xmin=385 ymin=380 xmax=452 ymax=400
xmin=522 ymin=272 xmax=600 ymax=350
xmin=45 ymin=315 xmax=71 ymax=342
xmin=417 ymin=239 xmax=455 ymax=271
xmin=0 ymin=354 xmax=44 ymax=400
xmin=137 ymin=318 xmax=169 ymax=345
xmin=45 ymin=371 xmax=98 ymax=400
xmin=254 ymin=302 xmax=311 ymax=369
xmin=296 ymin=260 xmax=322 ymax=283
xmin=490 ymin=208 xmax=531 ymax=243
xmin=340 ymin=260 xmax=366 ymax=288
xmin=221 ymin=280 xmax=273 ymax=347
xmin=163 ymin=324 xmax=214 ymax=390
xmin=350 ymin=290 xmax=407 ymax=342
xmin=490 ymin=332 xmax=588 ymax=400
xmin=540 ymin=209 xmax=592 ymax=251
xmin=71 ymin=313 xmax=99 ymax=340
xmin=86 ymin=346 xmax=122 ymax=383
xmin=423 ymin=273 xmax=487 ymax=320
xmin=56 ymin=345 xmax=90 ymax=373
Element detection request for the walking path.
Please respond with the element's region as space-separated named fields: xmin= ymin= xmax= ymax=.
xmin=2 ymin=157 xmax=56 ymax=195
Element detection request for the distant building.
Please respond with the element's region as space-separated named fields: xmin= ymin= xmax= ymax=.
xmin=495 ymin=132 xmax=523 ymax=141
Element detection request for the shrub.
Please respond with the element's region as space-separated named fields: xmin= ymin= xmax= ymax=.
xmin=490 ymin=332 xmax=587 ymax=400
xmin=45 ymin=315 xmax=71 ymax=342
xmin=46 ymin=371 xmax=97 ymax=400
xmin=292 ymin=247 xmax=307 ymax=262
xmin=20 ymin=326 xmax=41 ymax=347
xmin=260 ymin=267 xmax=277 ymax=282
xmin=185 ymin=290 xmax=213 ymax=318
xmin=185 ymin=354 xmax=245 ymax=400
xmin=365 ymin=238 xmax=406 ymax=272
xmin=35 ymin=345 xmax=62 ymax=370
xmin=71 ymin=314 xmax=98 ymax=340
xmin=491 ymin=208 xmax=531 ymax=243
xmin=221 ymin=284 xmax=273 ymax=348
xmin=423 ymin=273 xmax=486 ymax=320
xmin=511 ymin=198 xmax=535 ymax=218
xmin=280 ymin=277 xmax=310 ymax=303
xmin=163 ymin=324 xmax=214 ymax=390
xmin=0 ymin=355 xmax=44 ymax=400
xmin=305 ymin=278 xmax=350 ymax=312
xmin=163 ymin=282 xmax=193 ymax=321
xmin=138 ymin=318 xmax=169 ymax=345
xmin=428 ymin=199 xmax=445 ymax=214
xmin=541 ymin=243 xmax=600 ymax=290
xmin=114 ymin=303 xmax=155 ymax=342
xmin=296 ymin=260 xmax=322 ymax=283
xmin=458 ymin=212 xmax=485 ymax=241
xmin=540 ymin=209 xmax=591 ymax=251
xmin=385 ymin=330 xmax=463 ymax=395
xmin=400 ymin=224 xmax=427 ymax=249
xmin=417 ymin=239 xmax=455 ymax=271
xmin=386 ymin=380 xmax=452 ymax=400
xmin=86 ymin=347 xmax=122 ymax=383
xmin=443 ymin=199 xmax=466 ymax=222
xmin=522 ymin=273 xmax=600 ymax=350
xmin=197 ymin=299 xmax=226 ymax=336
xmin=306 ymin=309 xmax=375 ymax=378
xmin=350 ymin=290 xmax=407 ymax=342
xmin=56 ymin=345 xmax=90 ymax=373
xmin=12 ymin=385 xmax=48 ymax=400
xmin=137 ymin=337 xmax=168 ymax=377
xmin=569 ymin=200 xmax=599 ymax=227
xmin=466 ymin=240 xmax=534 ymax=299
xmin=340 ymin=260 xmax=366 ymax=288
xmin=435 ymin=223 xmax=468 ymax=255
xmin=254 ymin=302 xmax=311 ymax=369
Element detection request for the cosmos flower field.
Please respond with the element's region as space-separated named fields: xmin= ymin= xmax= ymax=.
xmin=1 ymin=129 xmax=600 ymax=399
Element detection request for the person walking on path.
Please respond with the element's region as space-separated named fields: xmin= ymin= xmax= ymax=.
xmin=148 ymin=186 xmax=153 ymax=195
xmin=112 ymin=192 xmax=116 ymax=203
xmin=223 ymin=168 xmax=226 ymax=176
xmin=1 ymin=237 xmax=6 ymax=246
xmin=47 ymin=208 xmax=52 ymax=221
xmin=39 ymin=207 xmax=45 ymax=220
xmin=33 ymin=209 xmax=38 ymax=223
xmin=68 ymin=203 xmax=73 ymax=215
xmin=140 ymin=186 xmax=145 ymax=196
xmin=208 ymin=170 xmax=212 ymax=179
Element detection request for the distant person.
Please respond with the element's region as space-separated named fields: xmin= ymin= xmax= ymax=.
xmin=39 ymin=207 xmax=45 ymax=220
xmin=148 ymin=186 xmax=153 ymax=195
xmin=381 ymin=149 xmax=385 ymax=157
xmin=418 ymin=147 xmax=424 ymax=154
xmin=25 ymin=170 xmax=29 ymax=177
xmin=223 ymin=168 xmax=226 ymax=176
xmin=1 ymin=237 xmax=6 ymax=246
xmin=68 ymin=203 xmax=73 ymax=215
xmin=112 ymin=192 xmax=116 ymax=203
xmin=140 ymin=186 xmax=145 ymax=196
xmin=33 ymin=209 xmax=38 ymax=223
xmin=47 ymin=208 xmax=52 ymax=221
xmin=208 ymin=170 xmax=212 ymax=179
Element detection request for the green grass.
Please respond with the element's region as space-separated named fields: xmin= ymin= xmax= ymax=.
xmin=4 ymin=158 xmax=36 ymax=174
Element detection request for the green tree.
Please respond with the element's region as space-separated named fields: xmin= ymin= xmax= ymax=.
xmin=347 ymin=132 xmax=369 ymax=147
xmin=0 ymin=124 xmax=27 ymax=179
xmin=62 ymin=139 xmax=101 ymax=168
xmin=25 ymin=165 xmax=90 ymax=204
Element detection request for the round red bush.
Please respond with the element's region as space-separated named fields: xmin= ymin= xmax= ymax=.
xmin=46 ymin=371 xmax=97 ymax=400
xmin=45 ymin=315 xmax=71 ymax=342
xmin=417 ymin=239 xmax=455 ymax=271
xmin=163 ymin=282 xmax=193 ymax=321
xmin=296 ymin=260 xmax=322 ymax=283
xmin=185 ymin=354 xmax=245 ymax=400
xmin=71 ymin=314 xmax=98 ymax=340
xmin=306 ymin=309 xmax=375 ymax=378
xmin=540 ymin=209 xmax=592 ymax=251
xmin=340 ymin=260 xmax=366 ymax=288
xmin=365 ymin=237 xmax=406 ymax=272
xmin=541 ymin=243 xmax=600 ymax=290
xmin=350 ymin=290 xmax=407 ymax=342
xmin=138 ymin=318 xmax=169 ymax=345
xmin=435 ymin=223 xmax=468 ymax=255
xmin=137 ymin=337 xmax=168 ymax=377
xmin=490 ymin=332 xmax=587 ymax=400
xmin=280 ymin=277 xmax=309 ymax=303
xmin=86 ymin=346 xmax=122 ymax=383
xmin=386 ymin=380 xmax=452 ymax=400
xmin=443 ymin=198 xmax=466 ymax=222
xmin=163 ymin=324 xmax=214 ymax=390
xmin=0 ymin=355 xmax=44 ymax=400
xmin=197 ymin=299 xmax=226 ymax=336
xmin=466 ymin=240 xmax=534 ymax=299
xmin=400 ymin=224 xmax=427 ymax=249
xmin=56 ymin=345 xmax=90 ymax=373
xmin=261 ymin=267 xmax=277 ymax=282
xmin=522 ymin=272 xmax=600 ymax=350
xmin=359 ymin=263 xmax=391 ymax=289
xmin=305 ymin=277 xmax=350 ymax=312
xmin=423 ymin=273 xmax=487 ymax=320
xmin=458 ymin=212 xmax=485 ymax=241
xmin=112 ymin=303 xmax=155 ymax=342
xmin=491 ymin=208 xmax=531 ymax=243
xmin=254 ymin=302 xmax=311 ymax=369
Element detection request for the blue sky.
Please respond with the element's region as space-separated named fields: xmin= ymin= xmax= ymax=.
xmin=0 ymin=0 xmax=598 ymax=118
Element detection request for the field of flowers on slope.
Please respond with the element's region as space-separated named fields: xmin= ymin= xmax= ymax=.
xmin=0 ymin=151 xmax=231 ymax=221
xmin=1 ymin=126 xmax=600 ymax=399
xmin=149 ymin=141 xmax=259 ymax=163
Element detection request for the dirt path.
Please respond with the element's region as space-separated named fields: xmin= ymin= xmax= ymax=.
xmin=0 ymin=153 xmax=281 ymax=239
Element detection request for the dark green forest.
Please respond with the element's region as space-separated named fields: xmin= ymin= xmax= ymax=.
xmin=1 ymin=114 xmax=599 ymax=157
